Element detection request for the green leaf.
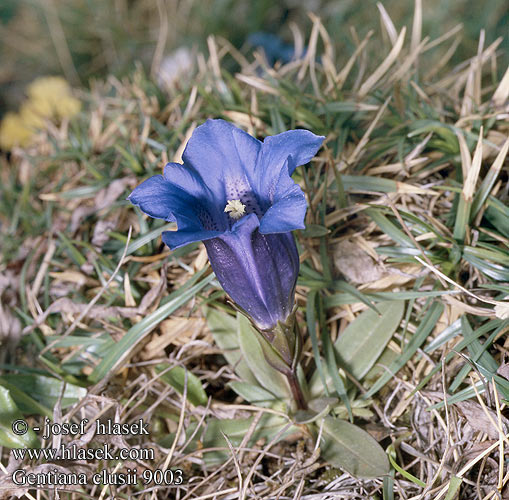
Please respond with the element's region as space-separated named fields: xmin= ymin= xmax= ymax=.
xmin=320 ymin=416 xmax=390 ymax=478
xmin=449 ymin=316 xmax=501 ymax=392
xmin=237 ymin=314 xmax=290 ymax=400
xmin=364 ymin=346 xmax=399 ymax=382
xmin=412 ymin=319 xmax=505 ymax=398
xmin=309 ymin=302 xmax=404 ymax=397
xmin=205 ymin=307 xmax=258 ymax=385
xmin=228 ymin=382 xmax=278 ymax=407
xmin=331 ymin=280 xmax=380 ymax=314
xmin=114 ymin=144 xmax=143 ymax=173
xmin=408 ymin=120 xmax=457 ymax=147
xmin=453 ymin=192 xmax=471 ymax=242
xmin=364 ymin=301 xmax=444 ymax=398
xmin=0 ymin=386 xmax=40 ymax=449
xmin=341 ymin=175 xmax=398 ymax=193
xmin=470 ymin=138 xmax=509 ymax=220
xmin=444 ymin=476 xmax=463 ymax=500
xmin=0 ymin=0 xmax=18 ymax=25
xmin=202 ymin=414 xmax=296 ymax=465
xmin=462 ymin=251 xmax=509 ymax=281
xmin=323 ymin=289 xmax=457 ymax=308
xmin=155 ymin=364 xmax=208 ymax=406
xmin=57 ymin=232 xmax=87 ymax=267
xmin=0 ymin=381 xmax=52 ymax=418
xmin=321 ymin=101 xmax=379 ymax=113
xmin=387 ymin=444 xmax=425 ymax=487
xmin=0 ymin=375 xmax=86 ymax=414
xmin=319 ymin=294 xmax=352 ymax=419
xmin=365 ymin=209 xmax=414 ymax=247
xmin=307 ymin=291 xmax=328 ymax=397
xmin=428 ymin=381 xmax=485 ymax=409
xmin=484 ymin=198 xmax=509 ymax=238
xmin=120 ymin=222 xmax=175 ymax=257
xmin=335 ymin=301 xmax=405 ymax=380
xmin=424 ymin=318 xmax=462 ymax=353
xmin=300 ymin=224 xmax=330 ymax=238
xmin=383 ymin=472 xmax=395 ymax=500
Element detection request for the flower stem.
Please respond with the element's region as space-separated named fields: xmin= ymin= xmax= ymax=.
xmin=286 ymin=369 xmax=307 ymax=410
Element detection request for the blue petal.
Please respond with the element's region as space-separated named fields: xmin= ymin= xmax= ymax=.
xmin=257 ymin=131 xmax=323 ymax=233
xmin=128 ymin=174 xmax=223 ymax=249
xmin=259 ymin=182 xmax=307 ymax=233
xmin=204 ymin=213 xmax=299 ymax=330
xmin=163 ymin=162 xmax=209 ymax=200
xmin=163 ymin=162 xmax=225 ymax=230
xmin=128 ymin=175 xmax=180 ymax=221
xmin=162 ymin=227 xmax=221 ymax=249
xmin=181 ymin=119 xmax=261 ymax=207
xmin=255 ymin=129 xmax=324 ymax=204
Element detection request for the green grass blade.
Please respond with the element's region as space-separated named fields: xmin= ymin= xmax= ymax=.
xmin=307 ymin=291 xmax=328 ymax=398
xmin=89 ymin=270 xmax=214 ymax=383
xmin=364 ymin=301 xmax=444 ymax=398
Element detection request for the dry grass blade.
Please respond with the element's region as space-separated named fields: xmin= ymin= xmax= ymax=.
xmin=335 ymin=30 xmax=373 ymax=90
xmin=358 ymin=27 xmax=406 ymax=97
xmin=389 ymin=36 xmax=429 ymax=83
xmin=239 ymin=421 xmax=294 ymax=500
xmin=38 ymin=226 xmax=132 ymax=356
xmin=461 ymin=59 xmax=476 ymax=118
xmin=414 ymin=256 xmax=500 ymax=311
xmin=306 ymin=13 xmax=324 ymax=98
xmin=462 ymin=127 xmax=483 ymax=202
xmin=422 ymin=23 xmax=463 ymax=52
xmin=442 ymin=37 xmax=503 ymax=95
xmin=150 ymin=0 xmax=169 ymax=79
xmin=235 ymin=74 xmax=280 ymax=95
xmin=345 ymin=97 xmax=391 ymax=166
xmin=492 ymin=65 xmax=509 ymax=106
xmin=411 ymin=0 xmax=422 ymax=58
xmin=43 ymin=0 xmax=80 ymax=84
xmin=471 ymin=136 xmax=509 ymax=218
xmin=492 ymin=382 xmax=505 ymax=491
xmin=297 ymin=13 xmax=320 ymax=88
xmin=150 ymin=372 xmax=188 ymax=500
xmin=453 ymin=127 xmax=483 ymax=240
xmin=424 ymin=35 xmax=462 ymax=82
xmin=432 ymin=416 xmax=509 ymax=500
xmin=455 ymin=129 xmax=472 ymax=180
xmin=376 ymin=2 xmax=398 ymax=45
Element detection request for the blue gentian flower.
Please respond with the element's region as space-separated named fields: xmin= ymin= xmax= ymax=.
xmin=128 ymin=119 xmax=324 ymax=331
xmin=247 ymin=32 xmax=299 ymax=66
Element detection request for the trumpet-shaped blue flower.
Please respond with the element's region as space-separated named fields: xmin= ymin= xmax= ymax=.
xmin=129 ymin=119 xmax=324 ymax=330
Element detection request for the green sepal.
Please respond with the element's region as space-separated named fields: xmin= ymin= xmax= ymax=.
xmin=252 ymin=326 xmax=292 ymax=376
xmin=261 ymin=308 xmax=298 ymax=366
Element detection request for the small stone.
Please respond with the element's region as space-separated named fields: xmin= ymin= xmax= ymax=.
xmin=331 ymin=239 xmax=385 ymax=284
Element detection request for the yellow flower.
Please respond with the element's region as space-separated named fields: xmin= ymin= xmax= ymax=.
xmin=27 ymin=76 xmax=70 ymax=102
xmin=0 ymin=76 xmax=81 ymax=150
xmin=54 ymin=95 xmax=81 ymax=119
xmin=27 ymin=76 xmax=81 ymax=119
xmin=20 ymin=101 xmax=47 ymax=129
xmin=0 ymin=112 xmax=33 ymax=150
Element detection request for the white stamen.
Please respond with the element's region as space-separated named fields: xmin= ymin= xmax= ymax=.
xmin=224 ymin=199 xmax=246 ymax=220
